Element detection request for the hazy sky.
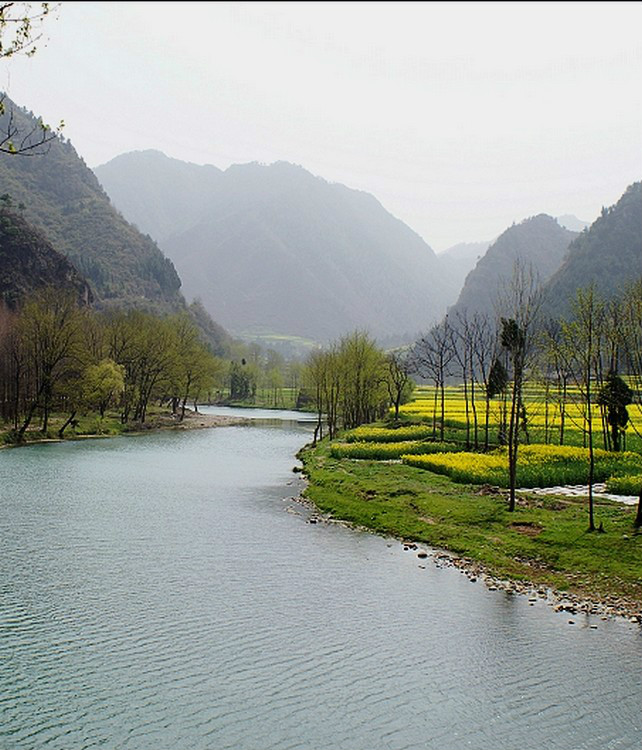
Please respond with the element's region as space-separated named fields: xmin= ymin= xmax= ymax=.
xmin=2 ymin=1 xmax=641 ymax=250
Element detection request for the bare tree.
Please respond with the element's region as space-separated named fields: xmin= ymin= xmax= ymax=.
xmin=495 ymin=263 xmax=542 ymax=512
xmin=383 ymin=348 xmax=412 ymax=423
xmin=0 ymin=4 xmax=63 ymax=154
xmin=412 ymin=317 xmax=455 ymax=441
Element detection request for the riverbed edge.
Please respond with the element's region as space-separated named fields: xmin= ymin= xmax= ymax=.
xmin=295 ymin=443 xmax=642 ymax=625
xmin=0 ymin=408 xmax=251 ymax=450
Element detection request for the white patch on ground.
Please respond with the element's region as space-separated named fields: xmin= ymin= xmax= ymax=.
xmin=518 ymin=483 xmax=638 ymax=506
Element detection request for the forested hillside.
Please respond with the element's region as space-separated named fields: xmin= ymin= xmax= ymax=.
xmin=448 ymin=214 xmax=577 ymax=318
xmin=96 ymin=152 xmax=459 ymax=342
xmin=0 ymin=99 xmax=182 ymax=310
xmin=0 ymin=207 xmax=92 ymax=309
xmin=543 ymin=182 xmax=642 ymax=313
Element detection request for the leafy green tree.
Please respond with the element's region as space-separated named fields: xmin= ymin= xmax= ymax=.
xmin=596 ymin=371 xmax=632 ymax=452
xmin=82 ymin=358 xmax=125 ymax=418
xmin=16 ymin=289 xmax=84 ymax=438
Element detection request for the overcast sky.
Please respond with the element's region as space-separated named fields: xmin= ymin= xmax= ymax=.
xmin=2 ymin=1 xmax=641 ymax=251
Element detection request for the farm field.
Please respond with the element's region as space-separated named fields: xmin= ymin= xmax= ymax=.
xmin=401 ymin=383 xmax=642 ymax=454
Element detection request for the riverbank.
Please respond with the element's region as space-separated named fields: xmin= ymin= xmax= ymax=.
xmin=298 ymin=440 xmax=642 ymax=622
xmin=0 ymin=407 xmax=250 ymax=449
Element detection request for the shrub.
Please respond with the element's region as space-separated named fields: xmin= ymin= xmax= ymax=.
xmin=331 ymin=440 xmax=460 ymax=461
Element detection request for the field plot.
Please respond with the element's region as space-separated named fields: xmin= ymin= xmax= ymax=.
xmin=334 ymin=385 xmax=642 ymax=496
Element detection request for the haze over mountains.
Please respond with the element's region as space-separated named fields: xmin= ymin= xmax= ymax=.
xmin=1 ymin=96 xmax=638 ymax=351
xmin=449 ymin=214 xmax=579 ymax=319
xmin=95 ymin=151 xmax=461 ymax=342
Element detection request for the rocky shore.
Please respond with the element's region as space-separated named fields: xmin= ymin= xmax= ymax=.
xmin=291 ymin=481 xmax=642 ymax=625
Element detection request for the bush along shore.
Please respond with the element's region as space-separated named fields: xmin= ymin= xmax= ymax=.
xmin=297 ymin=439 xmax=642 ymax=623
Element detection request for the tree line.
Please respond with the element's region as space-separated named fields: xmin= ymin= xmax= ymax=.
xmin=303 ymin=331 xmax=413 ymax=444
xmin=0 ymin=289 xmax=230 ymax=440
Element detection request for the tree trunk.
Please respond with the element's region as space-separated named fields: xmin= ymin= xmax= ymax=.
xmin=58 ymin=409 xmax=77 ymax=438
xmin=634 ymin=484 xmax=642 ymax=529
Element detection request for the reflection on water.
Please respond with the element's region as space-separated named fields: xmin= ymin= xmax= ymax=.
xmin=1 ymin=410 xmax=640 ymax=749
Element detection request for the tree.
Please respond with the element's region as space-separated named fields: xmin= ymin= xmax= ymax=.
xmin=551 ymin=286 xmax=605 ymax=532
xmin=82 ymin=359 xmax=125 ymax=418
xmin=495 ymin=262 xmax=542 ymax=512
xmin=412 ymin=318 xmax=454 ymax=441
xmin=596 ymin=371 xmax=632 ymax=452
xmin=383 ymin=349 xmax=413 ymax=423
xmin=0 ymin=2 xmax=56 ymax=58
xmin=16 ymin=288 xmax=84 ymax=438
xmin=0 ymin=4 xmax=63 ymax=154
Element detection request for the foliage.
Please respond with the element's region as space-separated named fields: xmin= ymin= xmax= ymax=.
xmin=303 ymin=331 xmax=400 ymax=441
xmin=344 ymin=425 xmax=435 ymax=443
xmin=402 ymin=444 xmax=642 ymax=489
xmin=605 ymin=475 xmax=642 ymax=497
xmin=330 ymin=440 xmax=461 ymax=461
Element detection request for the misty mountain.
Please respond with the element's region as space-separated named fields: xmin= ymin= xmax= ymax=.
xmin=556 ymin=214 xmax=590 ymax=232
xmin=0 ymin=207 xmax=92 ymax=309
xmin=437 ymin=241 xmax=490 ymax=296
xmin=448 ymin=214 xmax=577 ymax=319
xmin=0 ymin=99 xmax=182 ymax=311
xmin=94 ymin=150 xmax=223 ymax=243
xmin=543 ymin=182 xmax=642 ymax=313
xmin=96 ymin=152 xmax=458 ymax=342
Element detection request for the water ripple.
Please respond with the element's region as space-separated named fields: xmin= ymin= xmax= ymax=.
xmin=1 ymin=422 xmax=641 ymax=749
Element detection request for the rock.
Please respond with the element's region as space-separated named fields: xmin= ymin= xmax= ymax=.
xmin=417 ymin=551 xmax=428 ymax=559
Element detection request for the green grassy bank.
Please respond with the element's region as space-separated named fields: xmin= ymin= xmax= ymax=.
xmin=299 ymin=440 xmax=642 ymax=608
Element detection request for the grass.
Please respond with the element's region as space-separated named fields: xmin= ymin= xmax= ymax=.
xmin=300 ymin=440 xmax=642 ymax=605
xmin=606 ymin=475 xmax=642 ymax=496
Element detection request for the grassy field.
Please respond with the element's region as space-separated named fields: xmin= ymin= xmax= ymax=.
xmin=299 ymin=384 xmax=642 ymax=608
xmin=300 ymin=441 xmax=642 ymax=606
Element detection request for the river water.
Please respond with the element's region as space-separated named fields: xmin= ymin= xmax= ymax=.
xmin=1 ymin=407 xmax=640 ymax=749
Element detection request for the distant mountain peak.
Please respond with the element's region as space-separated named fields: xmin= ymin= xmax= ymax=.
xmin=95 ymin=151 xmax=454 ymax=341
xmin=448 ymin=213 xmax=577 ymax=318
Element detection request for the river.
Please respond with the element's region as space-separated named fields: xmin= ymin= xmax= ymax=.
xmin=1 ymin=407 xmax=640 ymax=749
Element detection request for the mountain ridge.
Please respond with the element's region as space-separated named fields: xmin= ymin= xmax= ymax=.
xmin=95 ymin=151 xmax=458 ymax=342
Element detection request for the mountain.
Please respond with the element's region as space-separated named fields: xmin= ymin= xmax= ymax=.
xmin=95 ymin=152 xmax=458 ymax=342
xmin=0 ymin=98 xmax=182 ymax=311
xmin=437 ymin=241 xmax=490 ymax=295
xmin=556 ymin=214 xmax=590 ymax=232
xmin=94 ymin=150 xmax=223 ymax=243
xmin=543 ymin=182 xmax=642 ymax=313
xmin=0 ymin=207 xmax=92 ymax=309
xmin=448 ymin=214 xmax=577 ymax=319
